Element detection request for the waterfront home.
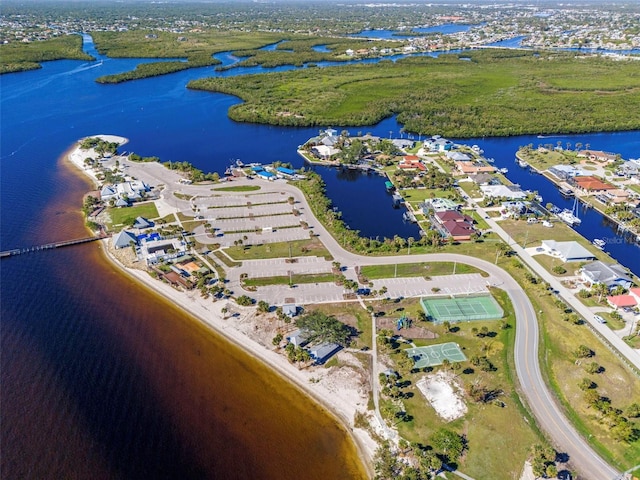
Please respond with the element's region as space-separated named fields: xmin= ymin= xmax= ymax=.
xmin=421 ymin=197 xmax=460 ymax=213
xmin=112 ymin=230 xmax=138 ymax=249
xmin=455 ymin=161 xmax=497 ymax=175
xmin=580 ymin=261 xmax=633 ymax=290
xmin=469 ymin=173 xmax=496 ymax=186
xmin=604 ymin=189 xmax=632 ymax=205
xmin=577 ymin=150 xmax=617 ymax=163
xmin=617 ymin=159 xmax=640 ymax=178
xmin=480 ymin=184 xmax=527 ymax=200
xmin=311 ymin=145 xmax=340 ymax=160
xmin=433 ymin=210 xmax=476 ymax=241
xmin=548 ymin=165 xmax=585 ymax=180
xmin=570 ymin=176 xmax=615 ymax=195
xmin=287 ymin=329 xmax=310 ymax=348
xmin=162 ymin=271 xmax=193 ymax=290
xmin=540 ymin=240 xmax=596 ymax=263
xmin=392 ymin=139 xmax=415 ymax=150
xmin=308 ymin=342 xmax=342 ymax=364
xmin=423 ymin=136 xmax=453 ymax=152
xmin=446 ymin=151 xmax=472 ymax=162
xmin=398 ymin=156 xmax=426 ymax=171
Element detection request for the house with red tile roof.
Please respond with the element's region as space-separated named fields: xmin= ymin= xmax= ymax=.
xmin=433 ymin=210 xmax=476 ymax=241
xmin=571 ymin=176 xmax=615 ymax=194
xmin=606 ymin=295 xmax=637 ymax=310
xmin=398 ymin=156 xmax=427 ymax=171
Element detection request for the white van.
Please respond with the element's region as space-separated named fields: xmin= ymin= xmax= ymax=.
xmin=593 ymin=315 xmax=606 ymax=324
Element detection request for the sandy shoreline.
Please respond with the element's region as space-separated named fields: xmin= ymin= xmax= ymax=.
xmin=66 ymin=136 xmax=378 ymax=477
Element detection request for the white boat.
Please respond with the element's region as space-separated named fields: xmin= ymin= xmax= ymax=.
xmin=559 ymin=186 xmax=574 ymax=196
xmin=535 ymin=195 xmax=543 ymax=203
xmin=593 ymin=238 xmax=606 ymax=250
xmin=499 ymin=168 xmax=508 ymax=174
xmin=558 ymin=198 xmax=581 ymax=226
xmin=517 ymin=159 xmax=529 ymax=168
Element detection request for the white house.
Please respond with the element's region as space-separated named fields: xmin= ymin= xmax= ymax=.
xmin=540 ymin=240 xmax=596 ymax=263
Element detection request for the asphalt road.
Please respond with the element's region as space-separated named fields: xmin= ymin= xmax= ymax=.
xmin=256 ymin=181 xmax=620 ymax=480
xmin=118 ymin=162 xmax=620 ymax=480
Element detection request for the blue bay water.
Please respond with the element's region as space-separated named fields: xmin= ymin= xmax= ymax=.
xmin=2 ymin=32 xmax=640 ymax=479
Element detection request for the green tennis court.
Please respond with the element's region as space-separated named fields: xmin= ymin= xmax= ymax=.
xmin=405 ymin=342 xmax=467 ymax=368
xmin=420 ymin=293 xmax=503 ymax=324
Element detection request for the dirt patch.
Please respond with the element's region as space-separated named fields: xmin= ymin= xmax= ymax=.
xmin=376 ymin=317 xmax=437 ymax=340
xmin=416 ymin=371 xmax=467 ymax=422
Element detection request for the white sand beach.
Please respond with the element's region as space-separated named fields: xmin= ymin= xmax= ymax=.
xmin=67 ymin=136 xmax=378 ymax=474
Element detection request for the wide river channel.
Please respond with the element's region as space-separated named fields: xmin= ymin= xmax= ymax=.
xmin=1 ymin=34 xmax=638 ymax=479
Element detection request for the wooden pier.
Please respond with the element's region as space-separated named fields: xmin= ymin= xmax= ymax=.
xmin=0 ymin=234 xmax=109 ymax=259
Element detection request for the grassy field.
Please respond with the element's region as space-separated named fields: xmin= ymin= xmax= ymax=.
xmin=360 ymin=262 xmax=485 ymax=280
xmin=211 ymin=250 xmax=241 ymax=268
xmin=383 ymin=290 xmax=540 ymax=479
xmin=401 ymin=187 xmax=457 ymax=205
xmin=458 ymin=181 xmax=483 ymax=199
xmin=107 ymin=202 xmax=159 ymax=229
xmin=189 ymin=50 xmax=640 ymax=137
xmin=499 ymin=218 xmax=610 ymax=261
xmin=492 ymin=255 xmax=640 ymax=470
xmin=213 ymin=185 xmax=262 ymax=192
xmin=243 ymin=272 xmax=336 ymax=287
xmin=224 ymin=237 xmax=331 ymax=260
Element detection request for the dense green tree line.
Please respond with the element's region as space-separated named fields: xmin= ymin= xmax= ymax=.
xmin=189 ymin=50 xmax=640 ymax=137
xmin=0 ymin=34 xmax=93 ymax=74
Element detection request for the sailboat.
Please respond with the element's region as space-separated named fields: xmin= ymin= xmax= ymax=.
xmin=558 ymin=197 xmax=581 ymax=226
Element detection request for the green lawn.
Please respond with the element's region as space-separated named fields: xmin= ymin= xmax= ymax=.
xmin=494 ymin=255 xmax=640 ymax=470
xmin=224 ymin=237 xmax=331 ymax=260
xmin=458 ymin=181 xmax=483 ymax=199
xmin=360 ymin=261 xmax=485 ymax=280
xmin=384 ymin=290 xmax=540 ymax=480
xmin=243 ymin=272 xmax=336 ymax=286
xmin=107 ymin=202 xmax=159 ymax=229
xmin=213 ymin=185 xmax=262 ymax=192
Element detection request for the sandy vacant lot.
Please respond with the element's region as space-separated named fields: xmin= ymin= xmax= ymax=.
xmin=416 ymin=371 xmax=467 ymax=422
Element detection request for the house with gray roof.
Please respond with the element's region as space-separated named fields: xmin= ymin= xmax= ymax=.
xmin=133 ymin=216 xmax=154 ymax=229
xmin=282 ymin=304 xmax=298 ymax=318
xmin=392 ymin=139 xmax=415 ymax=150
xmin=446 ymin=151 xmax=471 ymax=162
xmin=112 ymin=230 xmax=138 ymax=249
xmin=540 ymin=240 xmax=596 ymax=263
xmin=548 ymin=165 xmax=585 ymax=180
xmin=287 ymin=329 xmax=310 ymax=348
xmin=308 ymin=342 xmax=342 ymax=364
xmin=580 ymin=261 xmax=633 ymax=290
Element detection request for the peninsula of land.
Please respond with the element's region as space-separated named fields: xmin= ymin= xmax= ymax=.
xmin=66 ymin=133 xmax=640 ymax=480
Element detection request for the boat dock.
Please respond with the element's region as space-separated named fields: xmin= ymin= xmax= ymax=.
xmin=0 ymin=235 xmax=108 ymax=259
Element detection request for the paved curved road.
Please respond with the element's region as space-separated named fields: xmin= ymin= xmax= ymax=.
xmin=246 ymin=181 xmax=619 ymax=480
xmin=124 ymin=162 xmax=619 ymax=480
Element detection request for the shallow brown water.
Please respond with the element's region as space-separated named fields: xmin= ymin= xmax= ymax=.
xmin=0 ymin=156 xmax=368 ymax=480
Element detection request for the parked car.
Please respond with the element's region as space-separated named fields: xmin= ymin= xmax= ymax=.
xmin=593 ymin=315 xmax=606 ymax=324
